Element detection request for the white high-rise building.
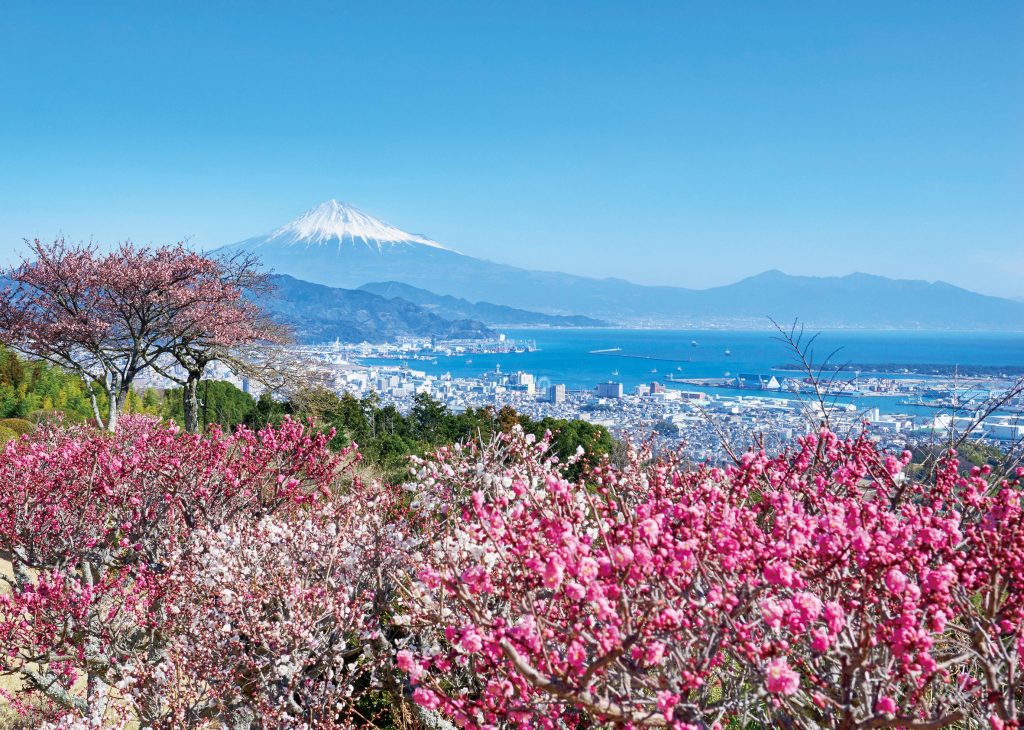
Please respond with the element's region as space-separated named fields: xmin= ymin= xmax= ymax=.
xmin=595 ymin=381 xmax=623 ymax=399
xmin=547 ymin=384 xmax=566 ymax=404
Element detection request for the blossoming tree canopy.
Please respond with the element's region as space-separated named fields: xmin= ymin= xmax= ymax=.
xmin=152 ymin=248 xmax=289 ymax=433
xmin=397 ymin=426 xmax=1024 ymax=729
xmin=0 ymin=239 xmax=281 ymax=431
xmin=0 ymin=416 xmax=350 ymax=723
xmin=1 ymin=410 xmax=1023 ymax=728
xmin=135 ymin=476 xmax=414 ymax=728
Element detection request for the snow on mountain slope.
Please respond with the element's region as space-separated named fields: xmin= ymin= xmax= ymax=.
xmin=239 ymin=199 xmax=450 ymax=251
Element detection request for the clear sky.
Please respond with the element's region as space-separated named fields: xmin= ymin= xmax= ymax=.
xmin=1 ymin=1 xmax=1021 ymax=297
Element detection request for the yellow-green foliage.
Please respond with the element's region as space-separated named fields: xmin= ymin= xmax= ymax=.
xmin=0 ymin=426 xmax=18 ymax=446
xmin=0 ymin=346 xmax=97 ymax=424
xmin=0 ymin=419 xmax=33 ymax=436
xmin=124 ymin=387 xmax=163 ymax=417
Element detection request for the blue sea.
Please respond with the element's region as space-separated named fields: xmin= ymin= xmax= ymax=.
xmin=364 ymin=329 xmax=1024 ymax=415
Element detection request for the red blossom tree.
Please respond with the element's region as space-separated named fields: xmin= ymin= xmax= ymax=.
xmin=0 ymin=239 xmax=281 ymax=431
xmin=0 ymin=416 xmax=345 ymax=725
xmin=397 ymin=426 xmax=1024 ymax=729
xmin=0 ymin=399 xmax=1022 ymax=728
xmin=398 ymin=430 xmax=766 ymax=728
xmin=948 ymin=460 xmax=1024 ymax=729
xmin=150 ymin=249 xmax=289 ymax=433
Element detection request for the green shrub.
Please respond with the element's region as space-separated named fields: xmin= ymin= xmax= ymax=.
xmin=0 ymin=426 xmax=19 ymax=446
xmin=0 ymin=418 xmax=33 ymax=436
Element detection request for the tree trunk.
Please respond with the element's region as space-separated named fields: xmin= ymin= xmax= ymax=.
xmin=88 ymin=387 xmax=105 ymax=430
xmin=86 ymin=670 xmax=112 ymax=725
xmin=107 ymin=388 xmax=119 ymax=432
xmin=183 ymin=374 xmax=201 ymax=433
xmin=103 ymin=372 xmax=130 ymax=432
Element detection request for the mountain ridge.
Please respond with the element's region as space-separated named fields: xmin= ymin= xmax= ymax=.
xmin=219 ymin=201 xmax=1024 ymax=330
xmin=358 ymin=281 xmax=608 ymax=327
xmin=264 ymin=274 xmax=494 ymax=344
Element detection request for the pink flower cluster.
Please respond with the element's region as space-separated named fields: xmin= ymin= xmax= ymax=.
xmin=398 ymin=426 xmax=1024 ymax=728
xmin=0 ymin=416 xmax=401 ymax=727
xmin=2 ymin=414 xmax=1024 ymax=729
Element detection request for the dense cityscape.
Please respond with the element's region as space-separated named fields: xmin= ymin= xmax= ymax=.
xmin=141 ymin=333 xmax=1024 ymax=464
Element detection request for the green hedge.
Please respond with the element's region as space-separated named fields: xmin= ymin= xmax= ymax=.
xmin=0 ymin=418 xmax=33 ymax=436
xmin=0 ymin=426 xmax=18 ymax=446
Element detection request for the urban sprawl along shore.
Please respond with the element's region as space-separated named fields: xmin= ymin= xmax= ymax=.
xmin=139 ymin=335 xmax=1024 ymax=463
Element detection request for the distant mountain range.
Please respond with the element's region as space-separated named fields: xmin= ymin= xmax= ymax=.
xmin=265 ymin=274 xmax=493 ymax=344
xmin=221 ymin=200 xmax=1024 ymax=331
xmin=358 ymin=281 xmax=607 ymax=327
xmin=676 ymin=270 xmax=1024 ymax=330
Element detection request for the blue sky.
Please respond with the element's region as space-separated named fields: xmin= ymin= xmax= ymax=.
xmin=0 ymin=1 xmax=1021 ymax=297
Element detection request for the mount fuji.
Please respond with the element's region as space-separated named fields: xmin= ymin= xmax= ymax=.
xmin=216 ymin=200 xmax=617 ymax=316
xmin=219 ymin=200 xmax=1024 ymax=329
xmin=235 ymin=199 xmax=449 ymax=251
xmin=217 ymin=200 xmax=485 ymax=293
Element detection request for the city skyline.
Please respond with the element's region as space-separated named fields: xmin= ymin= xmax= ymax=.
xmin=1 ymin=2 xmax=1021 ymax=297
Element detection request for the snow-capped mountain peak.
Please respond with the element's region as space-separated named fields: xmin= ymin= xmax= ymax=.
xmin=265 ymin=200 xmax=448 ymax=251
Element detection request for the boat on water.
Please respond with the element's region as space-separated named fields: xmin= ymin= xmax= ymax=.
xmin=650 ymin=368 xmax=658 ymax=374
xmin=691 ymin=340 xmax=699 ymax=347
xmin=611 ymin=369 xmax=619 ymax=376
xmin=724 ymin=349 xmax=732 ymax=356
xmin=465 ymin=359 xmax=473 ymax=364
